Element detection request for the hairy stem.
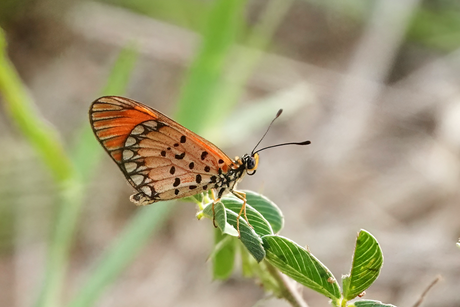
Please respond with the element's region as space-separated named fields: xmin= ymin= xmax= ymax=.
xmin=265 ymin=261 xmax=309 ymax=307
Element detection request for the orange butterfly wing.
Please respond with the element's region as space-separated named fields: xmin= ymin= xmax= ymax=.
xmin=89 ymin=96 xmax=235 ymax=204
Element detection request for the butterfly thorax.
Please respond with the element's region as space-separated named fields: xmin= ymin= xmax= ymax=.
xmin=213 ymin=153 xmax=259 ymax=199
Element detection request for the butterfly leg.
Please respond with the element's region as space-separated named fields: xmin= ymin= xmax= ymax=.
xmin=210 ymin=190 xmax=219 ymax=228
xmin=232 ymin=191 xmax=252 ymax=236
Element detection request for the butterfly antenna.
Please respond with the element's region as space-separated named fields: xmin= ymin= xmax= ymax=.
xmin=251 ymin=109 xmax=311 ymax=155
xmin=253 ymin=140 xmax=311 ymax=155
xmin=251 ymin=109 xmax=284 ymax=155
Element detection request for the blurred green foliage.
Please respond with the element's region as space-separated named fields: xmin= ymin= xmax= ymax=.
xmin=1 ymin=0 xmax=458 ymax=306
xmin=408 ymin=5 xmax=460 ymax=51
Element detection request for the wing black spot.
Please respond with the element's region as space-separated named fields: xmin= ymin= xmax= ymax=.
xmin=210 ymin=176 xmax=217 ymax=183
xmin=189 ymin=185 xmax=197 ymax=190
xmin=167 ymin=147 xmax=171 ymax=150
xmin=174 ymin=143 xmax=179 ymax=147
xmin=161 ymin=150 xmax=166 ymax=157
xmin=189 ymin=162 xmax=195 ymax=169
xmin=196 ymin=174 xmax=202 ymax=184
xmin=180 ymin=135 xmax=186 ymax=143
xmin=170 ymin=166 xmax=175 ymax=175
xmin=202 ymin=185 xmax=208 ymax=190
xmin=174 ymin=189 xmax=179 ymax=195
xmin=204 ymin=166 xmax=210 ymax=172
xmin=175 ymin=152 xmax=185 ymax=160
xmin=173 ymin=178 xmax=180 ymax=187
xmin=201 ymin=151 xmax=208 ymax=160
xmin=218 ymin=159 xmax=224 ymax=164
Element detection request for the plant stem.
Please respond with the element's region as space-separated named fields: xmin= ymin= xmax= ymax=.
xmin=265 ymin=261 xmax=309 ymax=307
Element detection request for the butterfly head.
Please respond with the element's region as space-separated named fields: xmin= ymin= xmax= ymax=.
xmin=241 ymin=153 xmax=259 ymax=176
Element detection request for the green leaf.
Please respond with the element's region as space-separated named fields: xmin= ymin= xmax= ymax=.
xmin=262 ymin=235 xmax=341 ymax=300
xmin=343 ymin=230 xmax=384 ymax=301
xmin=351 ymin=300 xmax=396 ymax=307
xmin=202 ymin=202 xmax=265 ymax=262
xmin=227 ymin=210 xmax=265 ymax=262
xmin=212 ymin=202 xmax=239 ymax=237
xmin=244 ymin=190 xmax=284 ymax=233
xmin=221 ymin=197 xmax=273 ymax=236
xmin=212 ymin=229 xmax=236 ymax=280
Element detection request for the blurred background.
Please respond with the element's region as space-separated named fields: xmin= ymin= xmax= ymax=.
xmin=1 ymin=0 xmax=460 ymax=306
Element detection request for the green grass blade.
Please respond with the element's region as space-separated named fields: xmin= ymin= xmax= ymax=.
xmin=0 ymin=27 xmax=73 ymax=183
xmin=343 ymin=230 xmax=384 ymax=301
xmin=33 ymin=47 xmax=138 ymax=307
xmin=0 ymin=27 xmax=85 ymax=307
xmin=175 ymin=0 xmax=246 ymax=132
xmin=72 ymin=45 xmax=138 ymax=178
xmin=67 ymin=203 xmax=172 ymax=307
xmin=212 ymin=0 xmax=295 ymax=121
xmin=100 ymin=46 xmax=139 ymax=96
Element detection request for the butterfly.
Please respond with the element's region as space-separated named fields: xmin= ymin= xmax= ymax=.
xmin=89 ymin=96 xmax=310 ymax=233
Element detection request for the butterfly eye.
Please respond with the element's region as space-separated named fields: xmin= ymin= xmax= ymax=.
xmin=247 ymin=158 xmax=255 ymax=170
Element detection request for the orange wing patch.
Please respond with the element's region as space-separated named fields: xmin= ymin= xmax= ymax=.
xmin=90 ymin=96 xmax=160 ymax=162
